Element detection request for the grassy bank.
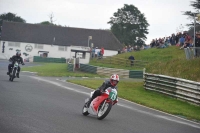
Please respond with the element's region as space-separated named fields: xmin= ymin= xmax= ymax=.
xmin=90 ymin=46 xmax=200 ymax=81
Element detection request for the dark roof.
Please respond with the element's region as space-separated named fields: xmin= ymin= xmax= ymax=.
xmin=1 ymin=21 xmax=123 ymax=51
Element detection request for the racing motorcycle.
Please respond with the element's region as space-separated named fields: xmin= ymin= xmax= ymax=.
xmin=82 ymin=87 xmax=118 ymax=120
xmin=9 ymin=61 xmax=21 ymax=81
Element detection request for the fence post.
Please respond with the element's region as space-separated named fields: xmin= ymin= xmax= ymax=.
xmin=143 ymin=68 xmax=146 ymax=79
xmin=184 ymin=48 xmax=189 ymax=60
xmin=188 ymin=47 xmax=193 ymax=59
xmin=193 ymin=47 xmax=196 ymax=57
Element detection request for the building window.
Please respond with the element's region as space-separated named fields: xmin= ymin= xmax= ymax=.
xmin=8 ymin=42 xmax=20 ymax=47
xmin=8 ymin=42 xmax=14 ymax=47
xmin=15 ymin=42 xmax=20 ymax=47
xmin=35 ymin=44 xmax=43 ymax=49
xmin=76 ymin=52 xmax=86 ymax=59
xmin=58 ymin=46 xmax=67 ymax=51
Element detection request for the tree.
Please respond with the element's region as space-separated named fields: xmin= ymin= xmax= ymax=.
xmin=0 ymin=12 xmax=26 ymax=26
xmin=37 ymin=12 xmax=59 ymax=26
xmin=49 ymin=12 xmax=56 ymax=24
xmin=108 ymin=4 xmax=149 ymax=46
xmin=183 ymin=0 xmax=200 ymax=28
xmin=39 ymin=21 xmax=52 ymax=25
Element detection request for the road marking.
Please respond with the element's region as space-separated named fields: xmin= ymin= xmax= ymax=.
xmin=22 ymin=71 xmax=37 ymax=74
xmin=30 ymin=76 xmax=200 ymax=129
xmin=30 ymin=76 xmax=89 ymax=95
xmin=118 ymin=104 xmax=200 ymax=129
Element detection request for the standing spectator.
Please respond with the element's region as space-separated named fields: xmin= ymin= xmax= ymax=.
xmin=195 ymin=32 xmax=200 ymax=57
xmin=97 ymin=50 xmax=101 ymax=59
xmin=170 ymin=34 xmax=176 ymax=45
xmin=101 ymin=47 xmax=104 ymax=57
xmin=179 ymin=35 xmax=185 ymax=46
xmin=158 ymin=38 xmax=166 ymax=48
xmin=155 ymin=38 xmax=160 ymax=47
xmin=179 ymin=33 xmax=192 ymax=49
xmin=179 ymin=35 xmax=185 ymax=48
xmin=175 ymin=33 xmax=180 ymax=45
xmin=185 ymin=33 xmax=191 ymax=46
xmin=91 ymin=47 xmax=95 ymax=58
xmin=165 ymin=37 xmax=170 ymax=47
xmin=117 ymin=49 xmax=121 ymax=54
xmin=127 ymin=45 xmax=130 ymax=52
xmin=128 ymin=55 xmax=135 ymax=66
xmin=168 ymin=36 xmax=172 ymax=46
xmin=124 ymin=46 xmax=128 ymax=52
xmin=150 ymin=39 xmax=156 ymax=48
xmin=95 ymin=47 xmax=98 ymax=57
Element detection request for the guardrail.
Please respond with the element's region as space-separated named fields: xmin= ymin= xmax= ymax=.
xmin=33 ymin=56 xmax=66 ymax=63
xmin=184 ymin=47 xmax=200 ymax=59
xmin=91 ymin=56 xmax=148 ymax=68
xmin=67 ymin=64 xmax=144 ymax=79
xmin=144 ymin=73 xmax=200 ymax=106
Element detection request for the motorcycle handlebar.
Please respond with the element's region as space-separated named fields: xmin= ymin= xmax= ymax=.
xmin=9 ymin=60 xmax=24 ymax=65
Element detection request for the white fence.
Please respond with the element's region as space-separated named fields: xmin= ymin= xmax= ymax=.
xmin=144 ymin=73 xmax=200 ymax=105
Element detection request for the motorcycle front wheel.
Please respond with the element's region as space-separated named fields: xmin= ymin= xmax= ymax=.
xmin=97 ymin=101 xmax=112 ymax=120
xmin=10 ymin=69 xmax=16 ymax=82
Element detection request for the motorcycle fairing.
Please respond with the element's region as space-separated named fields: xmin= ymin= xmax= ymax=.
xmin=91 ymin=93 xmax=109 ymax=113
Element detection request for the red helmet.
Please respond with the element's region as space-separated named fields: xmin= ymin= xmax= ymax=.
xmin=110 ymin=74 xmax=119 ymax=86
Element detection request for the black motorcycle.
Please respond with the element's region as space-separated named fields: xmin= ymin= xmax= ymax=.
xmin=9 ymin=61 xmax=23 ymax=81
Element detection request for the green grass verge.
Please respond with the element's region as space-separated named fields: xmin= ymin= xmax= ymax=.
xmin=68 ymin=79 xmax=200 ymax=122
xmin=22 ymin=63 xmax=104 ymax=77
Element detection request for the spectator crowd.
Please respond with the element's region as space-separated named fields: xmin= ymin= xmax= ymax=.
xmin=149 ymin=32 xmax=193 ymax=49
xmin=90 ymin=31 xmax=200 ymax=59
xmin=91 ymin=47 xmax=104 ymax=59
xmin=119 ymin=31 xmax=200 ymax=57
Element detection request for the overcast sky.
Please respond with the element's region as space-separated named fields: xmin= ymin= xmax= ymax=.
xmin=0 ymin=0 xmax=195 ymax=44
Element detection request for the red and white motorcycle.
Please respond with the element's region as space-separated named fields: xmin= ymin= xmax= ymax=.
xmin=82 ymin=87 xmax=118 ymax=120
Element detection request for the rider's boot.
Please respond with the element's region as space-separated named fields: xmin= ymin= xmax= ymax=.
xmin=16 ymin=73 xmax=19 ymax=78
xmin=87 ymin=98 xmax=93 ymax=108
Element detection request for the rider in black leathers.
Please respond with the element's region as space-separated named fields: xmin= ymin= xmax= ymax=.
xmin=7 ymin=51 xmax=25 ymax=78
xmin=87 ymin=74 xmax=119 ymax=107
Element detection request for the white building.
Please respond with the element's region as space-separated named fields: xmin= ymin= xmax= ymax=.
xmin=0 ymin=21 xmax=123 ymax=64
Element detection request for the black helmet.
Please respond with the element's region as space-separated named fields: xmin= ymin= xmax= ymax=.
xmin=16 ymin=51 xmax=21 ymax=56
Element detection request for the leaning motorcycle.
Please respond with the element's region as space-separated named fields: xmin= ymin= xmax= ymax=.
xmin=9 ymin=61 xmax=20 ymax=81
xmin=82 ymin=87 xmax=118 ymax=120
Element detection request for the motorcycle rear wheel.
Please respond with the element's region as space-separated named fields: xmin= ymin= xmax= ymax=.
xmin=97 ymin=101 xmax=112 ymax=120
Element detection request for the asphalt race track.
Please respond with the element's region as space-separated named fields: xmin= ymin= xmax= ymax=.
xmin=0 ymin=60 xmax=200 ymax=133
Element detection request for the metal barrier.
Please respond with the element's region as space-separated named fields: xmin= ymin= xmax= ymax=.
xmin=80 ymin=64 xmax=97 ymax=74
xmin=144 ymin=73 xmax=200 ymax=105
xmin=184 ymin=47 xmax=200 ymax=59
xmin=33 ymin=56 xmax=66 ymax=63
xmin=69 ymin=64 xmax=144 ymax=79
xmin=67 ymin=64 xmax=74 ymax=71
